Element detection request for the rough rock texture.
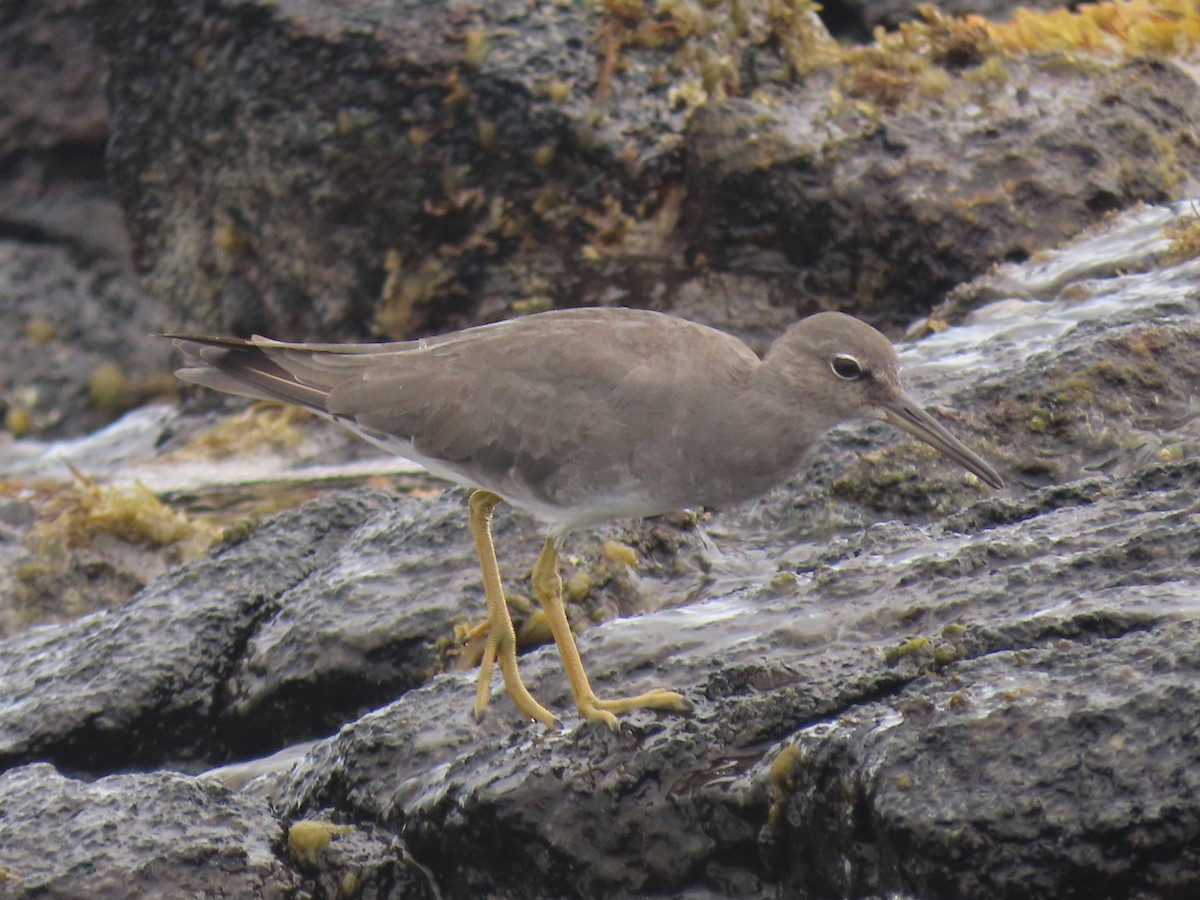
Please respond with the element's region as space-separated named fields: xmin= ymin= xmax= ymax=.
xmin=771 ymin=618 xmax=1200 ymax=899
xmin=3 ymin=264 xmax=1200 ymax=894
xmin=0 ymin=764 xmax=296 ymax=899
xmin=837 ymin=0 xmax=1065 ymax=34
xmin=2 ymin=0 xmax=1200 ymax=896
xmin=263 ymin=460 xmax=1200 ymax=899
xmin=0 ymin=240 xmax=171 ymax=438
xmin=0 ymin=1 xmax=169 ymax=439
xmin=0 ymin=0 xmax=125 ymax=261
xmin=683 ymin=56 xmax=1200 ymax=326
xmin=0 ymin=490 xmax=398 ymax=773
xmin=99 ymin=0 xmax=668 ymax=339
xmin=98 ymin=0 xmax=1200 ymax=339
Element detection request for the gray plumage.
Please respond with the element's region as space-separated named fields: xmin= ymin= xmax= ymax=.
xmin=172 ymin=307 xmax=1000 ymax=537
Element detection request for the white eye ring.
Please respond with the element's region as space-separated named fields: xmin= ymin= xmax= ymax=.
xmin=831 ymin=354 xmax=865 ymax=380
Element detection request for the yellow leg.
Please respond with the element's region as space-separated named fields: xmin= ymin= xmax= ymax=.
xmin=467 ymin=491 xmax=559 ymax=729
xmin=532 ymin=537 xmax=692 ymax=730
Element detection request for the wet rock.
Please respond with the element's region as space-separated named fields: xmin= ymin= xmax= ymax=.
xmin=768 ymin=620 xmax=1200 ymax=899
xmin=4 ymin=201 xmax=1200 ymax=894
xmin=828 ymin=287 xmax=1200 ymax=511
xmin=260 ymin=455 xmax=1199 ymax=898
xmin=2 ymin=445 xmax=1199 ymax=896
xmin=0 ymin=763 xmax=296 ymax=898
xmin=683 ymin=56 xmax=1200 ymax=327
xmin=221 ymin=491 xmax=556 ymax=753
xmin=0 ymin=490 xmax=399 ymax=773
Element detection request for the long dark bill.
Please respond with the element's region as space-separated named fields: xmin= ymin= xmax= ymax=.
xmin=879 ymin=395 xmax=1003 ymax=490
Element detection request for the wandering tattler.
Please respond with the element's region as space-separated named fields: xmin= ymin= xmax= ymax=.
xmin=171 ymin=307 xmax=1002 ymax=729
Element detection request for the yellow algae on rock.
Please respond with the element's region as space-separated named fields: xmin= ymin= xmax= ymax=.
xmin=972 ymin=0 xmax=1200 ymax=57
xmin=176 ymin=404 xmax=304 ymax=459
xmin=287 ymin=819 xmax=352 ymax=866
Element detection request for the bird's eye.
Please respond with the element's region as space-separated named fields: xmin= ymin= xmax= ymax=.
xmin=831 ymin=354 xmax=865 ymax=380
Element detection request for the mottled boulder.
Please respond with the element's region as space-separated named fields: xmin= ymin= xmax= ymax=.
xmin=683 ymin=57 xmax=1200 ymax=327
xmin=266 ymin=457 xmax=1200 ymax=898
xmin=0 ymin=490 xmax=400 ymax=773
xmin=98 ymin=0 xmax=1200 ymax=339
xmin=0 ymin=764 xmax=297 ymax=899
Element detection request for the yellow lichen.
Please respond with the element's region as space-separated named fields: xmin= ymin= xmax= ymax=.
xmin=532 ymin=143 xmax=557 ymax=167
xmin=374 ymin=250 xmax=453 ymax=338
xmin=884 ymin=635 xmax=931 ymax=663
xmin=767 ymin=744 xmax=803 ymax=831
xmin=25 ymin=318 xmax=55 ymax=344
xmin=933 ymin=642 xmax=959 ymax=665
xmin=565 ymin=569 xmax=594 ymax=603
xmin=4 ymin=470 xmax=225 ymax=627
xmin=463 ymin=29 xmax=490 ymax=68
xmin=973 ymin=0 xmax=1200 ymax=57
xmin=546 ymin=78 xmax=572 ymax=103
xmin=212 ymin=222 xmax=248 ymax=256
xmin=592 ymin=0 xmax=1197 ymax=123
xmin=87 ymin=363 xmax=128 ymax=414
xmin=593 ymin=0 xmax=838 ymax=103
xmin=176 ymin=404 xmax=304 ymax=459
xmin=287 ymin=820 xmax=352 ymax=866
xmin=4 ymin=406 xmax=31 ymax=437
xmin=517 ymin=609 xmax=554 ymax=647
xmin=601 ymin=538 xmax=639 ymax=567
xmin=34 ymin=472 xmax=217 ymax=551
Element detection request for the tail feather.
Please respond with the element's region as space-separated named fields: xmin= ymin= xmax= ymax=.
xmin=170 ymin=335 xmax=332 ymax=410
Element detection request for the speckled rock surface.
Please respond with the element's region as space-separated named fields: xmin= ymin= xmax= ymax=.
xmin=261 ymin=457 xmax=1199 ymax=899
xmin=770 ymin=619 xmax=1200 ymax=899
xmin=0 ymin=241 xmax=170 ymax=438
xmin=0 ymin=764 xmax=297 ymax=899
xmin=3 ymin=277 xmax=1200 ymax=894
xmin=97 ymin=0 xmax=1200 ymax=339
xmin=0 ymin=490 xmax=399 ymax=773
xmin=2 ymin=0 xmax=1200 ymax=895
xmin=683 ymin=56 xmax=1200 ymax=327
xmin=0 ymin=0 xmax=124 ymax=262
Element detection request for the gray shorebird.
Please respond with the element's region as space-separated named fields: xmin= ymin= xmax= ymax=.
xmin=171 ymin=307 xmax=1002 ymax=729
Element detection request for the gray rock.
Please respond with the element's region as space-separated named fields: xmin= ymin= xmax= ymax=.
xmin=0 ymin=764 xmax=296 ymax=899
xmin=0 ymin=240 xmax=170 ymax=438
xmin=97 ymin=0 xmax=1200 ymax=340
xmin=3 ymin=280 xmax=1200 ymax=895
xmin=768 ymin=619 xmax=1200 ymax=899
xmin=0 ymin=0 xmax=129 ymax=263
xmin=99 ymin=0 xmax=670 ymax=338
xmin=264 ymin=456 xmax=1198 ymax=898
xmin=847 ymin=0 xmax=1066 ymax=33
xmin=684 ymin=57 xmax=1200 ymax=328
xmin=0 ymin=489 xmax=400 ymax=772
xmin=221 ymin=492 xmax=554 ymax=751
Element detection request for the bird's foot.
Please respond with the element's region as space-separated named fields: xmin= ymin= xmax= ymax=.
xmin=472 ymin=628 xmax=561 ymax=730
xmin=576 ymin=689 xmax=693 ymax=731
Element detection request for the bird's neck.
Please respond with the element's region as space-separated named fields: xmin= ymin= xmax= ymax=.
xmin=682 ymin=364 xmax=828 ymax=507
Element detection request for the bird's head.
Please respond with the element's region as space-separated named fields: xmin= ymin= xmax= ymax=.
xmin=765 ymin=311 xmax=1002 ymax=489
